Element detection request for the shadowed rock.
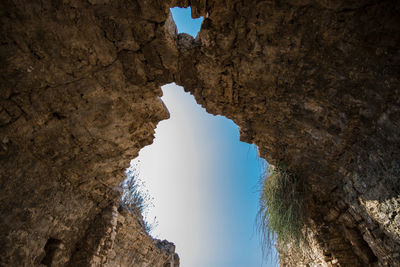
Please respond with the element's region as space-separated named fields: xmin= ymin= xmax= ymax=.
xmin=0 ymin=0 xmax=399 ymax=266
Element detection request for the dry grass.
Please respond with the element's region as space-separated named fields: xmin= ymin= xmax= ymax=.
xmin=257 ymin=163 xmax=305 ymax=258
xmin=120 ymin=165 xmax=157 ymax=233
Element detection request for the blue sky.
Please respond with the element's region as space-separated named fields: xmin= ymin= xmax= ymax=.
xmin=170 ymin=7 xmax=203 ymax=37
xmin=128 ymin=8 xmax=278 ymax=267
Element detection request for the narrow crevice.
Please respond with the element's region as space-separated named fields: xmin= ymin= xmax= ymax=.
xmin=41 ymin=238 xmax=62 ymax=267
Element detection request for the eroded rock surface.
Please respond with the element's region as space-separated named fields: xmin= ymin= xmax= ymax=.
xmin=175 ymin=1 xmax=400 ymax=266
xmin=0 ymin=0 xmax=399 ymax=266
xmin=1 ymin=1 xmax=176 ymax=266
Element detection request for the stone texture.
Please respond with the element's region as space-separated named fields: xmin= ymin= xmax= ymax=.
xmin=0 ymin=0 xmax=400 ymax=266
xmin=68 ymin=205 xmax=178 ymax=267
xmin=174 ymin=1 xmax=400 ymax=266
xmin=0 ymin=0 xmax=175 ymax=266
xmin=105 ymin=206 xmax=179 ymax=267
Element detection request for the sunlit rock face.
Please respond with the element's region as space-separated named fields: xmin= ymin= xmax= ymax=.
xmin=1 ymin=0 xmax=399 ymax=266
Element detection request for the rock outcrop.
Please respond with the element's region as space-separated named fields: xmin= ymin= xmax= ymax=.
xmin=1 ymin=1 xmax=177 ymax=266
xmin=0 ymin=0 xmax=399 ymax=266
xmin=175 ymin=1 xmax=400 ymax=266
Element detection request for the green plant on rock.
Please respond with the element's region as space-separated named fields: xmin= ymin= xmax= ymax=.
xmin=258 ymin=162 xmax=305 ymax=256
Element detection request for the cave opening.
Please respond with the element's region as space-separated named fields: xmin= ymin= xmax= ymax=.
xmin=123 ymin=83 xmax=278 ymax=267
xmin=120 ymin=6 xmax=278 ymax=267
xmin=170 ymin=7 xmax=203 ymax=37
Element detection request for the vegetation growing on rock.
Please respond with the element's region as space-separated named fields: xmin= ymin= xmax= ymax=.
xmin=120 ymin=166 xmax=157 ymax=233
xmin=258 ymin=163 xmax=306 ymax=257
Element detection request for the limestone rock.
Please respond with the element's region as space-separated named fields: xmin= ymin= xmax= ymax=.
xmin=1 ymin=0 xmax=399 ymax=266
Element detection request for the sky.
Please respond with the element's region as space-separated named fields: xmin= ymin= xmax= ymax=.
xmin=170 ymin=7 xmax=203 ymax=37
xmin=126 ymin=7 xmax=278 ymax=267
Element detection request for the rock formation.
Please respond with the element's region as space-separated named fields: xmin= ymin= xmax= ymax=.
xmin=0 ymin=0 xmax=399 ymax=266
xmin=0 ymin=1 xmax=178 ymax=265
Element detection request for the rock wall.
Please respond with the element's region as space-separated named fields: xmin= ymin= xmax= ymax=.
xmin=105 ymin=207 xmax=179 ymax=267
xmin=68 ymin=205 xmax=178 ymax=267
xmin=0 ymin=0 xmax=177 ymax=266
xmin=0 ymin=0 xmax=399 ymax=266
xmin=174 ymin=1 xmax=400 ymax=266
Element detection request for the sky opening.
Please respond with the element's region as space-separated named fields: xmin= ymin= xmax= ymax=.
xmin=128 ymin=83 xmax=278 ymax=267
xmin=126 ymin=7 xmax=278 ymax=266
xmin=170 ymin=7 xmax=203 ymax=37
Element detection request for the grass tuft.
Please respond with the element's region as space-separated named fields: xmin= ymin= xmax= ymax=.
xmin=120 ymin=165 xmax=157 ymax=233
xmin=257 ymin=163 xmax=305 ymax=258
